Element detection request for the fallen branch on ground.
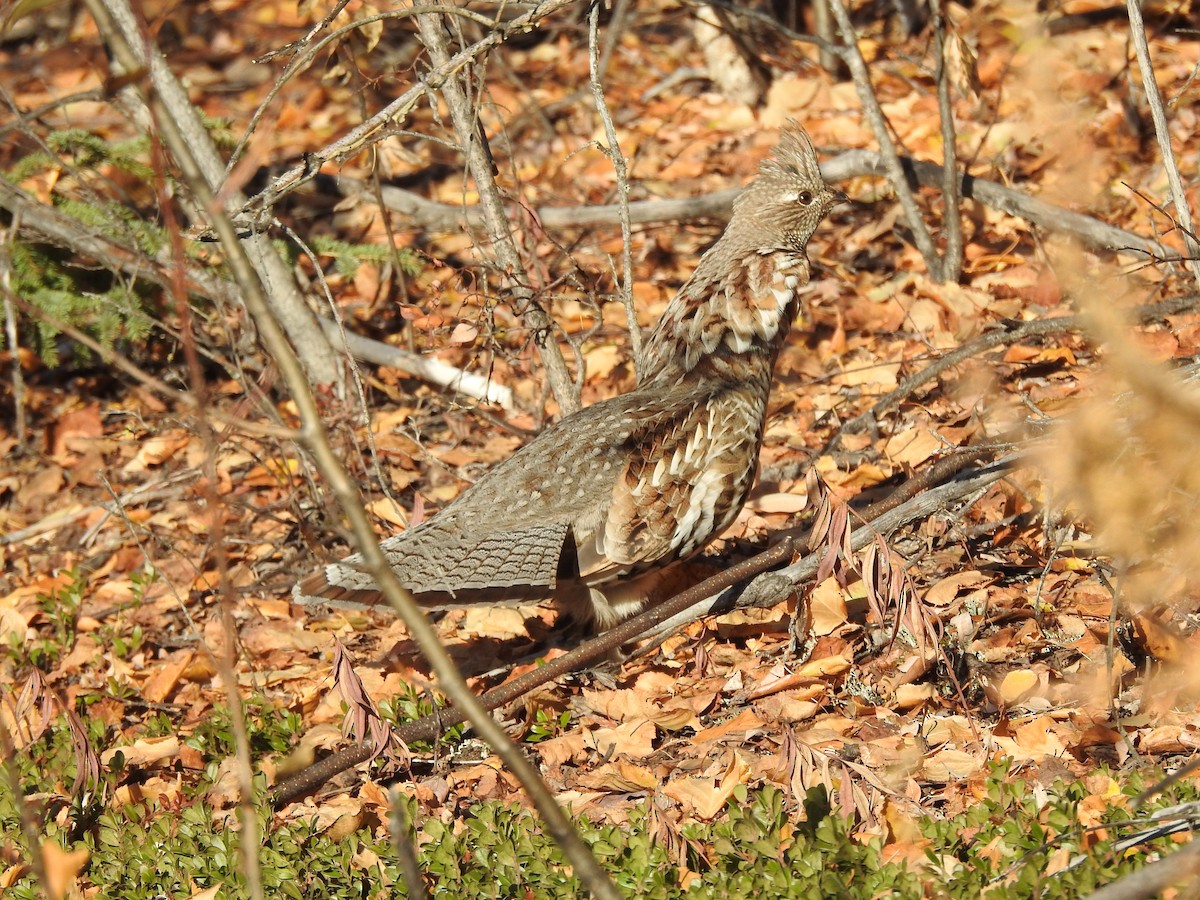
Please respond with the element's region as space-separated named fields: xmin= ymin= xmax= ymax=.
xmin=272 ymin=448 xmax=1010 ymax=806
xmin=339 ymin=148 xmax=1172 ymax=259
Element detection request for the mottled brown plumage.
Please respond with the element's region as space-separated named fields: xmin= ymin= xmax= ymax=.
xmin=294 ymin=125 xmax=843 ymax=627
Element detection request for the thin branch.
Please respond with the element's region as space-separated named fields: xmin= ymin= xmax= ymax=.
xmin=827 ymin=0 xmax=943 ymax=277
xmin=1125 ymin=0 xmax=1200 ymax=291
xmin=348 ymin=148 xmax=1173 ymax=258
xmin=415 ymin=11 xmax=580 ymax=413
xmin=932 ymin=1 xmax=963 ymax=282
xmin=834 ymin=295 xmax=1197 ymax=440
xmin=588 ymin=0 xmax=641 ymax=378
xmin=835 ymin=150 xmax=1175 ymax=258
xmin=229 ymin=3 xmax=513 ymax=172
xmin=1080 ymin=835 xmax=1200 ymax=900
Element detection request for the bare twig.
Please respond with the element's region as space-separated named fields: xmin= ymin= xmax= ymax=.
xmin=834 ymin=150 xmax=1174 ymax=258
xmin=414 ymin=11 xmax=580 ymax=414
xmin=227 ymin=0 xmax=353 ymax=172
xmin=389 ymin=789 xmax=429 ymax=900
xmin=0 ymin=476 xmax=189 ymax=547
xmin=1125 ymin=0 xmax=1200 ymax=291
xmin=588 ymin=0 xmax=642 ymax=377
xmin=1 ymin=213 xmax=25 ymax=447
xmin=932 ymin=1 xmax=963 ymax=282
xmin=827 ymin=0 xmax=943 ymax=278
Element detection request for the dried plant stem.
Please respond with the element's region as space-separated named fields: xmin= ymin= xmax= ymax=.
xmin=932 ymin=1 xmax=963 ymax=282
xmin=83 ymin=7 xmax=269 ymax=895
xmin=388 ymin=789 xmax=429 ymax=900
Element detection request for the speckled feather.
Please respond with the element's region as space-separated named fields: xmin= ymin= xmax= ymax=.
xmin=294 ymin=124 xmax=843 ymax=626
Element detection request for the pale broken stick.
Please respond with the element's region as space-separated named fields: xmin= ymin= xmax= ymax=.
xmin=322 ymin=320 xmax=513 ymax=409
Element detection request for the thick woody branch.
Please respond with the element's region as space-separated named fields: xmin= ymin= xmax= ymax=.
xmin=92 ymin=0 xmax=343 ymax=392
xmin=344 ymin=148 xmax=1172 ymax=259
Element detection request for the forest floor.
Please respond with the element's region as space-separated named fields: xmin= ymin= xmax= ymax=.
xmin=3 ymin=0 xmax=1200 ymax=895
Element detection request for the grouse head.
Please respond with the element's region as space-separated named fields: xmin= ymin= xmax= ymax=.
xmin=732 ymin=124 xmax=847 ymax=255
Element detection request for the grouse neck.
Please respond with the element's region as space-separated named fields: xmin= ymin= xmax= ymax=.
xmin=637 ymin=243 xmax=809 ymax=387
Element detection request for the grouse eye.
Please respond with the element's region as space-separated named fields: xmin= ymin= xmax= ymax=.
xmin=797 ymin=190 xmax=814 ymax=205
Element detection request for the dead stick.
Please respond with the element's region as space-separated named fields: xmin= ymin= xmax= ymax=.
xmin=275 ymin=447 xmax=1011 ymax=804
xmin=836 ymin=295 xmax=1197 ymax=440
xmin=272 ymin=537 xmax=795 ymax=806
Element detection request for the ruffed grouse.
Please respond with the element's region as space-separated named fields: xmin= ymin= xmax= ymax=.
xmin=295 ymin=125 xmax=844 ymax=627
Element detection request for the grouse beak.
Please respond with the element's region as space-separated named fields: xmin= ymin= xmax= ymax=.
xmin=830 ymin=188 xmax=850 ymax=207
